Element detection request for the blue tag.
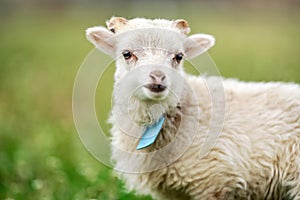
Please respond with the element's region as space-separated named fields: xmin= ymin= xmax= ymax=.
xmin=136 ymin=116 xmax=165 ymax=150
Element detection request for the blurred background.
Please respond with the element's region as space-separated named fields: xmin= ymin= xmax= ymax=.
xmin=0 ymin=0 xmax=299 ymax=199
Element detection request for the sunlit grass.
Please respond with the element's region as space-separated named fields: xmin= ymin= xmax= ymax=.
xmin=0 ymin=6 xmax=299 ymax=200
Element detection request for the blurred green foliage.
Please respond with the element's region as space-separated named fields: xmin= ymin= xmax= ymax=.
xmin=0 ymin=4 xmax=299 ymax=200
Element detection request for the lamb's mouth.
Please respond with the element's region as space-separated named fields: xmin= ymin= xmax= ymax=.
xmin=144 ymin=83 xmax=167 ymax=93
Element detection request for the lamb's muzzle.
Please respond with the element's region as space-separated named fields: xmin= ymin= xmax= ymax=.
xmin=144 ymin=70 xmax=167 ymax=93
xmin=144 ymin=83 xmax=166 ymax=93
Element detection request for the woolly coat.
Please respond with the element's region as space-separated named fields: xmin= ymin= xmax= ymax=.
xmin=110 ymin=75 xmax=300 ymax=200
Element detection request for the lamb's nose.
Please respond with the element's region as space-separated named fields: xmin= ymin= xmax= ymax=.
xmin=149 ymin=70 xmax=166 ymax=82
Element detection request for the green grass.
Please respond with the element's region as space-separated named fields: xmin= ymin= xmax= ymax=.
xmin=0 ymin=5 xmax=299 ymax=200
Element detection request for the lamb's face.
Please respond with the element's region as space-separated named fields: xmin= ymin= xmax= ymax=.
xmin=113 ymin=29 xmax=187 ymax=101
xmin=86 ymin=17 xmax=215 ymax=101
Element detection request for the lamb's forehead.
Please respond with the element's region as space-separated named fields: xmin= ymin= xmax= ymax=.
xmin=115 ymin=28 xmax=186 ymax=54
xmin=107 ymin=17 xmax=190 ymax=34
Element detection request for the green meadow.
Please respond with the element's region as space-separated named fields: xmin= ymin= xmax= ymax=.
xmin=0 ymin=5 xmax=299 ymax=200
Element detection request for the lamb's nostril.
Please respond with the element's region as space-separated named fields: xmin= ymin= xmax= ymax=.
xmin=149 ymin=70 xmax=166 ymax=82
xmin=150 ymin=74 xmax=156 ymax=81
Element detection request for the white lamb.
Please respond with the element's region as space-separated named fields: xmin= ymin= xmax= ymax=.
xmin=86 ymin=17 xmax=300 ymax=199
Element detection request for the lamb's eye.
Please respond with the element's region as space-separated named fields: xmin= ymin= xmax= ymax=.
xmin=122 ymin=50 xmax=132 ymax=60
xmin=174 ymin=52 xmax=184 ymax=63
xmin=110 ymin=28 xmax=115 ymax=33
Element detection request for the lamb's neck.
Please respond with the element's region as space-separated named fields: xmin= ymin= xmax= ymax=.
xmin=124 ymin=98 xmax=182 ymax=151
xmin=110 ymin=98 xmax=184 ymax=172
xmin=128 ymin=98 xmax=180 ymax=127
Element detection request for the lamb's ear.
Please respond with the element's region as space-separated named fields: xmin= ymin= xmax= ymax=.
xmin=184 ymin=34 xmax=215 ymax=59
xmin=86 ymin=26 xmax=115 ymax=56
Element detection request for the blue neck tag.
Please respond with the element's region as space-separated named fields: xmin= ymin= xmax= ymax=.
xmin=136 ymin=116 xmax=165 ymax=150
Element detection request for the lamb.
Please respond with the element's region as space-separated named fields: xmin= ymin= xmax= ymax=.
xmin=86 ymin=17 xmax=300 ymax=199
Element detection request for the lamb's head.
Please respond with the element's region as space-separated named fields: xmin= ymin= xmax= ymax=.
xmin=86 ymin=17 xmax=215 ymax=102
